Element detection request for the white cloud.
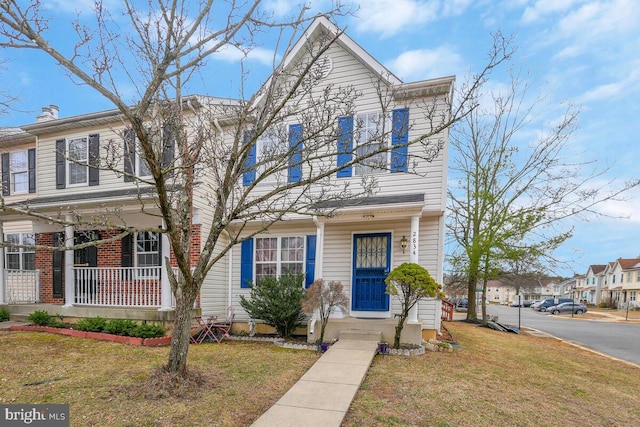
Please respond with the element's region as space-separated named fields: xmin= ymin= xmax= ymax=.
xmin=353 ymin=0 xmax=440 ymax=38
xmin=521 ymin=0 xmax=586 ymax=23
xmin=212 ymin=45 xmax=276 ymax=66
xmin=386 ymin=46 xmax=464 ymax=81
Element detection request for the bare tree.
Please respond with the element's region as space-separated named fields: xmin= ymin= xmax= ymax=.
xmin=447 ymin=67 xmax=639 ymax=323
xmin=0 ymin=1 xmax=510 ymax=375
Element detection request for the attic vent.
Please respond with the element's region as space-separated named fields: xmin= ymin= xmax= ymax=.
xmin=311 ymin=56 xmax=332 ymax=80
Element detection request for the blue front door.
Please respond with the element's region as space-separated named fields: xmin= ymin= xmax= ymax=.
xmin=352 ymin=233 xmax=391 ymax=311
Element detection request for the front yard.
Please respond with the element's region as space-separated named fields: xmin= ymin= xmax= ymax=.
xmin=2 ymin=320 xmax=640 ymax=426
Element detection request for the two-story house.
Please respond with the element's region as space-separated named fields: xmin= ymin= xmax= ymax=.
xmin=1 ymin=17 xmax=451 ymax=343
xmin=584 ymin=264 xmax=606 ymax=305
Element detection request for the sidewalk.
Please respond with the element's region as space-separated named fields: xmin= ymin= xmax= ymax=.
xmin=251 ymin=339 xmax=379 ymax=427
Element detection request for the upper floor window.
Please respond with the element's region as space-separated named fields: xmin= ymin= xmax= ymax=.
xmin=336 ymin=108 xmax=409 ymax=178
xmin=124 ymin=127 xmax=174 ymax=182
xmin=56 ymin=134 xmax=99 ymax=188
xmin=67 ymin=137 xmax=88 ymax=186
xmin=5 ymin=233 xmax=35 ymax=270
xmin=9 ymin=151 xmax=28 ymax=193
xmin=1 ymin=149 xmax=36 ymax=196
xmin=354 ymin=111 xmax=388 ymax=176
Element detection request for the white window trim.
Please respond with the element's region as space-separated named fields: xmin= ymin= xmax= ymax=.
xmin=255 ymin=126 xmax=287 ymax=184
xmin=253 ymin=235 xmax=306 ymax=284
xmin=66 ymin=136 xmax=89 ymax=187
xmin=135 ymin=231 xmax=160 ymax=278
xmin=5 ymin=233 xmax=35 ymax=270
xmin=135 ymin=139 xmax=152 ymax=179
xmin=9 ymin=150 xmax=29 ymax=194
xmin=353 ymin=110 xmax=391 ymax=176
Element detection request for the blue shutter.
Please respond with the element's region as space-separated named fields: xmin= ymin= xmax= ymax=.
xmin=305 ymin=235 xmax=316 ymax=288
xmin=242 ymin=130 xmax=256 ymax=186
xmin=288 ymin=124 xmax=303 ymax=183
xmin=240 ymin=238 xmax=254 ymax=288
xmin=336 ymin=115 xmax=353 ymax=177
xmin=391 ymin=108 xmax=409 ymax=173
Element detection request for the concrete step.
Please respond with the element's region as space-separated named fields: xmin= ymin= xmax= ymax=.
xmin=9 ymin=313 xmax=31 ymax=322
xmin=338 ymin=329 xmax=382 ymax=342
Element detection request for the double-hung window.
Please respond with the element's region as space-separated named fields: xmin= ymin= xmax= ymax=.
xmin=354 ymin=111 xmax=388 ymax=176
xmin=254 ymin=236 xmax=304 ymax=284
xmin=135 ymin=231 xmax=159 ymax=277
xmin=67 ymin=136 xmax=89 ymax=186
xmin=9 ymin=151 xmax=28 ymax=193
xmin=5 ymin=233 xmax=35 ymax=270
xmin=256 ymin=127 xmax=285 ymax=183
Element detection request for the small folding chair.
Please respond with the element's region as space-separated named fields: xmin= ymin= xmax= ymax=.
xmin=211 ymin=307 xmax=235 ymax=342
xmin=190 ymin=315 xmax=217 ymax=344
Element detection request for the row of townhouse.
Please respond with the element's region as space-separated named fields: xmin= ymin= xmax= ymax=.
xmin=583 ymin=258 xmax=640 ymax=308
xmin=484 ymin=278 xmax=563 ymax=305
xmin=0 ymin=17 xmax=451 ymax=344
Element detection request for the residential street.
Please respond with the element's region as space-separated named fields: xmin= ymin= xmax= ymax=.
xmin=476 ymin=305 xmax=640 ymax=366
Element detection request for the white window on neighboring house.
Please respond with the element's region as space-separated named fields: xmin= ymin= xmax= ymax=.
xmin=630 ymin=291 xmax=636 ymax=301
xmin=135 ymin=231 xmax=159 ymax=277
xmin=254 ymin=236 xmax=304 ymax=284
xmin=9 ymin=151 xmax=28 ymax=193
xmin=354 ymin=111 xmax=389 ymax=176
xmin=67 ymin=136 xmax=88 ymax=186
xmin=5 ymin=233 xmax=35 ymax=270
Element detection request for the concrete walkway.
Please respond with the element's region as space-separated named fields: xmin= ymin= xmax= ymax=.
xmin=251 ymin=339 xmax=379 ymax=427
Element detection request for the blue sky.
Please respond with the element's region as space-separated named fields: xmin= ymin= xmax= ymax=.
xmin=1 ymin=0 xmax=639 ymax=277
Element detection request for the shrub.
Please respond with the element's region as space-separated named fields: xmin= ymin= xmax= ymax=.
xmin=28 ymin=310 xmax=54 ymax=326
xmin=103 ymin=319 xmax=138 ymax=336
xmin=130 ymin=323 xmax=165 ymax=338
xmin=598 ymin=302 xmax=607 ymax=309
xmin=74 ymin=317 xmax=108 ymax=332
xmin=0 ymin=307 xmax=9 ymax=322
xmin=240 ymin=273 xmax=307 ymax=338
xmin=302 ymin=279 xmax=348 ymax=343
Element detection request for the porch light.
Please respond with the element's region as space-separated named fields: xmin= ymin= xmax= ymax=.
xmin=400 ymin=235 xmax=408 ymax=254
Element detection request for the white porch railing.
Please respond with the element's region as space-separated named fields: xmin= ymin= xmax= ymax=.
xmin=4 ymin=269 xmax=40 ymax=303
xmin=74 ymin=266 xmax=163 ymax=307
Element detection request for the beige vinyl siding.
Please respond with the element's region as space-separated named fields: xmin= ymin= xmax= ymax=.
xmin=1 ymin=220 xmax=33 ymax=234
xmin=36 ymin=124 xmax=137 ymax=198
xmin=230 ymin=221 xmax=317 ymax=321
xmin=231 ymin=40 xmax=449 ymax=213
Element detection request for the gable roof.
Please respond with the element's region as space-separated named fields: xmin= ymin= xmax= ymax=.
xmin=617 ymin=258 xmax=640 ymax=270
xmin=283 ymin=16 xmax=403 ymax=86
xmin=588 ymin=264 xmax=607 ymax=275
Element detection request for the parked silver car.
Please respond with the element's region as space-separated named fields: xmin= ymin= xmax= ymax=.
xmin=547 ymin=302 xmax=588 ymax=315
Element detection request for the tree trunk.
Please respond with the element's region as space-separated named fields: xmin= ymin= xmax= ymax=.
xmin=393 ymin=314 xmax=407 ymax=349
xmin=166 ymin=282 xmax=198 ymax=374
xmin=466 ymin=274 xmax=478 ymax=321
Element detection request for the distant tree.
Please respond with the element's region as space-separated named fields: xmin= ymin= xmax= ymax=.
xmin=385 ymin=263 xmax=440 ymax=349
xmin=303 ymin=279 xmax=349 ymax=343
xmin=447 ymin=67 xmax=639 ymax=323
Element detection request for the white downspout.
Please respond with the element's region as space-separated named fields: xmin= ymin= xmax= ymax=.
xmin=215 ymin=118 xmax=233 ymax=310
